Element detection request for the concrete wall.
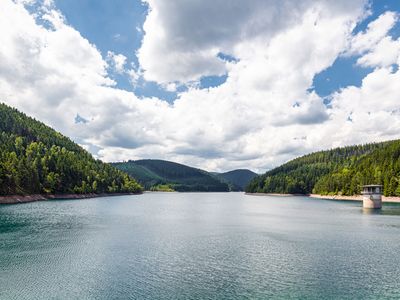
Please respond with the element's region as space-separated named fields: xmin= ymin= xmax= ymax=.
xmin=363 ymin=194 xmax=382 ymax=209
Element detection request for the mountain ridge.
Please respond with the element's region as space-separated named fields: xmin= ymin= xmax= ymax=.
xmin=112 ymin=159 xmax=230 ymax=192
xmin=112 ymin=159 xmax=257 ymax=192
xmin=246 ymin=140 xmax=400 ymax=196
xmin=0 ymin=103 xmax=142 ymax=196
xmin=214 ymin=169 xmax=258 ymax=191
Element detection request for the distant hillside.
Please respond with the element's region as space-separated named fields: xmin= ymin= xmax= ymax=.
xmin=246 ymin=140 xmax=400 ymax=196
xmin=112 ymin=159 xmax=230 ymax=192
xmin=215 ymin=169 xmax=258 ymax=191
xmin=0 ymin=103 xmax=142 ymax=196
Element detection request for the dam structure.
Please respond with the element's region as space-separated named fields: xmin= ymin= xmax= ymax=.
xmin=362 ymin=185 xmax=383 ymax=209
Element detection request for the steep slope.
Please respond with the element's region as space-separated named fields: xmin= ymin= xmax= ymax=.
xmin=215 ymin=169 xmax=258 ymax=191
xmin=0 ymin=103 xmax=142 ymax=196
xmin=246 ymin=140 xmax=400 ymax=196
xmin=112 ymin=159 xmax=230 ymax=192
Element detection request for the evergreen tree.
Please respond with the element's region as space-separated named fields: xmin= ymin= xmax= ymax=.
xmin=0 ymin=103 xmax=143 ymax=195
xmin=246 ymin=140 xmax=400 ymax=196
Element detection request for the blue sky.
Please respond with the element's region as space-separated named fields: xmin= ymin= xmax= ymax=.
xmin=2 ymin=0 xmax=400 ymax=171
xmin=51 ymin=0 xmax=400 ymax=103
xmin=313 ymin=0 xmax=400 ymax=98
xmin=54 ymin=0 xmax=182 ymax=101
xmin=53 ymin=0 xmax=304 ymax=100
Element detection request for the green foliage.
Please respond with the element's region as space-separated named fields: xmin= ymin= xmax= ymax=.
xmin=0 ymin=103 xmax=142 ymax=195
xmin=246 ymin=140 xmax=400 ymax=196
xmin=214 ymin=169 xmax=258 ymax=191
xmin=150 ymin=184 xmax=175 ymax=192
xmin=112 ymin=159 xmax=230 ymax=192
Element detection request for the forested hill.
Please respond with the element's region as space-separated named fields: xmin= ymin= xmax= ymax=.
xmin=214 ymin=169 xmax=258 ymax=191
xmin=246 ymin=140 xmax=400 ymax=196
xmin=112 ymin=159 xmax=230 ymax=192
xmin=0 ymin=103 xmax=142 ymax=196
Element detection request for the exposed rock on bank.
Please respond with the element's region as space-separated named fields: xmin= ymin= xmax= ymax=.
xmin=0 ymin=193 xmax=140 ymax=205
xmin=246 ymin=192 xmax=400 ymax=203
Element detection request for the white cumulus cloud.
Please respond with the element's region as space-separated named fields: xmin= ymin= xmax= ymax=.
xmin=348 ymin=11 xmax=400 ymax=68
xmin=138 ymin=0 xmax=367 ymax=84
xmin=2 ymin=0 xmax=400 ymax=173
xmin=106 ymin=51 xmax=127 ymax=74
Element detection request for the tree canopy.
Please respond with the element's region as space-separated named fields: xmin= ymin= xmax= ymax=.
xmin=112 ymin=159 xmax=230 ymax=192
xmin=0 ymin=103 xmax=142 ymax=195
xmin=246 ymin=140 xmax=400 ymax=196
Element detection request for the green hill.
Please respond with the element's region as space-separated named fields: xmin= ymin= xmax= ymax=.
xmin=112 ymin=159 xmax=230 ymax=192
xmin=0 ymin=103 xmax=142 ymax=196
xmin=246 ymin=140 xmax=400 ymax=196
xmin=214 ymin=169 xmax=258 ymax=191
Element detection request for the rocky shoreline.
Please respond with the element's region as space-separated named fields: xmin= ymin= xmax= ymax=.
xmin=246 ymin=192 xmax=400 ymax=203
xmin=309 ymin=194 xmax=400 ymax=203
xmin=0 ymin=193 xmax=141 ymax=205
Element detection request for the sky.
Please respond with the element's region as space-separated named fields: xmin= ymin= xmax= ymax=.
xmin=1 ymin=0 xmax=400 ymax=173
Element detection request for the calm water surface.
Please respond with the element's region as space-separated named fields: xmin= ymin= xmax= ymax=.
xmin=1 ymin=193 xmax=400 ymax=299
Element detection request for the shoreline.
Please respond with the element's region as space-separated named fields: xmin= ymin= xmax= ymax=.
xmin=245 ymin=192 xmax=309 ymax=197
xmin=246 ymin=192 xmax=400 ymax=203
xmin=0 ymin=192 xmax=142 ymax=205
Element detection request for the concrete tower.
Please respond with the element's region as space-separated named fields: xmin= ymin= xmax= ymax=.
xmin=362 ymin=185 xmax=383 ymax=209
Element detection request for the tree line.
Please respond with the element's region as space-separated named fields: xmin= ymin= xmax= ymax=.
xmin=246 ymin=140 xmax=400 ymax=196
xmin=0 ymin=103 xmax=142 ymax=195
xmin=112 ymin=159 xmax=230 ymax=192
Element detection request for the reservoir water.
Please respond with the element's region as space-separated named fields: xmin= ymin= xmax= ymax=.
xmin=1 ymin=193 xmax=400 ymax=299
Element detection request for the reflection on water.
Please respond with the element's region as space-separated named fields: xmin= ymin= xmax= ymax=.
xmin=362 ymin=203 xmax=400 ymax=215
xmin=1 ymin=193 xmax=400 ymax=299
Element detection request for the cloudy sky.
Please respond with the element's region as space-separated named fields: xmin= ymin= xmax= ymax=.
xmin=1 ymin=0 xmax=400 ymax=172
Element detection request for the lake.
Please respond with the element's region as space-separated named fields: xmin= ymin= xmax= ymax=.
xmin=1 ymin=193 xmax=400 ymax=299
